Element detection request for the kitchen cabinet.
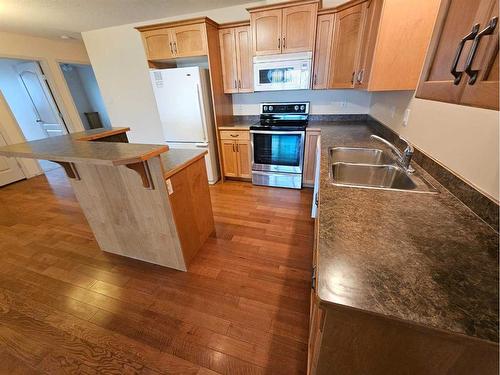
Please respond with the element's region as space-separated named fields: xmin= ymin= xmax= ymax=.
xmin=303 ymin=129 xmax=321 ymax=187
xmin=249 ymin=1 xmax=319 ymax=56
xmin=137 ymin=18 xmax=214 ymax=61
xmin=312 ymin=14 xmax=335 ymax=89
xmin=220 ymin=130 xmax=252 ymax=179
xmin=219 ymin=23 xmax=253 ymax=93
xmin=315 ymin=0 xmax=440 ymax=91
xmin=329 ymin=3 xmax=366 ymax=88
xmin=416 ymin=0 xmax=499 ymax=110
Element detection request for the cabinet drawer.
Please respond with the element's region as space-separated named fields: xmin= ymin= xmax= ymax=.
xmin=220 ymin=130 xmax=250 ymax=140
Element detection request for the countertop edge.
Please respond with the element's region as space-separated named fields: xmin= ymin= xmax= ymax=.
xmin=163 ymin=150 xmax=207 ymax=179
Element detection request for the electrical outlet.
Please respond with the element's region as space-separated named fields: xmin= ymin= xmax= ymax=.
xmin=403 ymin=108 xmax=411 ymax=127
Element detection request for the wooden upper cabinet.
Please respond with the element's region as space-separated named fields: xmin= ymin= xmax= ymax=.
xmin=235 ymin=26 xmax=253 ymax=92
xmin=170 ymin=24 xmax=207 ymax=57
xmin=219 ymin=28 xmax=238 ymax=93
xmin=251 ymin=9 xmax=282 ymax=55
xmin=249 ymin=1 xmax=319 ymax=56
xmin=141 ymin=29 xmax=175 ymax=60
xmin=417 ymin=0 xmax=499 ymax=110
xmin=219 ymin=23 xmax=253 ymax=93
xmin=354 ymin=0 xmax=383 ymax=89
xmin=313 ymin=14 xmax=335 ymax=89
xmin=329 ymin=3 xmax=365 ymax=88
xmin=282 ymin=3 xmax=318 ymax=53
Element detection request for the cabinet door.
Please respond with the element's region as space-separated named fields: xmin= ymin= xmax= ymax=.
xmin=251 ymin=9 xmax=282 ymax=56
xmin=303 ymin=130 xmax=321 ymax=186
xmin=416 ymin=0 xmax=483 ymax=104
xmin=329 ymin=3 xmax=365 ymax=88
xmin=221 ymin=140 xmax=238 ymax=177
xmin=354 ymin=0 xmax=383 ymax=89
xmin=460 ymin=0 xmax=499 ymax=110
xmin=219 ymin=28 xmax=238 ymax=93
xmin=282 ymin=3 xmax=318 ymax=53
xmin=236 ymin=140 xmax=252 ymax=178
xmin=313 ymin=14 xmax=335 ymax=89
xmin=235 ymin=26 xmax=254 ymax=92
xmin=141 ymin=29 xmax=175 ymax=60
xmin=170 ymin=23 xmax=207 ymax=57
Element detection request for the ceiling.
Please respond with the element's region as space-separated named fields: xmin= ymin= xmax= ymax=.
xmin=0 ymin=0 xmax=258 ymax=39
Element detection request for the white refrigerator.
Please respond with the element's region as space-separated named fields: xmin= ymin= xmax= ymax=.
xmin=149 ymin=67 xmax=219 ymax=184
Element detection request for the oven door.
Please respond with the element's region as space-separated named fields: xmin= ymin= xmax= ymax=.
xmin=250 ymin=131 xmax=305 ymax=173
xmin=253 ymin=60 xmax=311 ymax=91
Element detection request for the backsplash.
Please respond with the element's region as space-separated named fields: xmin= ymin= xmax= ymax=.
xmin=232 ymin=89 xmax=371 ymax=115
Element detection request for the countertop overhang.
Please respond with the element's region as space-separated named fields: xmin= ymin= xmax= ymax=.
xmin=315 ymin=120 xmax=499 ymax=344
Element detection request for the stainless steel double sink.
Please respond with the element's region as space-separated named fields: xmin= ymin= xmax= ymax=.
xmin=329 ymin=147 xmax=437 ymax=193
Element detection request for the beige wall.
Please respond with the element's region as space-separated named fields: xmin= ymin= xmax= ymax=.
xmin=370 ymin=91 xmax=499 ymax=201
xmin=0 ymin=31 xmax=90 ymax=177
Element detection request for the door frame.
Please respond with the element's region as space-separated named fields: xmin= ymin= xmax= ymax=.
xmin=0 ymin=53 xmax=87 ymax=176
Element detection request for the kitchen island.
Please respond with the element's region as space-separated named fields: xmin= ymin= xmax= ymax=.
xmin=0 ymin=128 xmax=214 ymax=271
xmin=309 ymin=119 xmax=499 ymax=374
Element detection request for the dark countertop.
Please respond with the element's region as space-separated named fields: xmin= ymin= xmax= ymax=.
xmin=160 ymin=149 xmax=207 ymax=179
xmin=315 ymin=121 xmax=499 ymax=343
xmin=0 ymin=127 xmax=168 ymax=166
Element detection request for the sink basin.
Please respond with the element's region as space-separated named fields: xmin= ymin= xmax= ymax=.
xmin=330 ymin=147 xmax=394 ymax=165
xmin=330 ymin=162 xmax=438 ymax=193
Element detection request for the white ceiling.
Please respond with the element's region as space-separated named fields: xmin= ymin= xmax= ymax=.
xmin=0 ymin=0 xmax=259 ymax=39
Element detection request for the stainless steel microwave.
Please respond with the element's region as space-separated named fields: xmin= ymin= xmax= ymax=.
xmin=253 ymin=52 xmax=312 ymax=91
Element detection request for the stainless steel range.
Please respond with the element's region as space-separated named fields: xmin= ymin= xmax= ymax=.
xmin=250 ymin=102 xmax=309 ymax=189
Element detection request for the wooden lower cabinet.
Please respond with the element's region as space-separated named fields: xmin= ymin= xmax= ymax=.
xmin=220 ymin=130 xmax=252 ymax=179
xmin=303 ymin=129 xmax=321 ymax=186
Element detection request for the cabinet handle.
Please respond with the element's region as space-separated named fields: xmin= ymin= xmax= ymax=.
xmin=351 ymin=71 xmax=355 ymax=84
xmin=230 ymin=134 xmax=239 ymax=137
xmin=232 ymin=143 xmax=235 ymax=152
xmin=357 ymin=69 xmax=364 ymax=84
xmin=314 ymin=192 xmax=319 ymax=207
xmin=311 ymin=266 xmax=317 ymax=290
xmin=236 ymin=143 xmax=239 ymax=152
xmin=450 ymin=23 xmax=480 ymax=85
xmin=173 ymin=41 xmax=178 ymax=54
xmin=238 ymin=79 xmax=241 ymax=89
xmin=234 ymin=80 xmax=237 ymax=89
xmin=169 ymin=42 xmax=173 ymax=54
xmin=464 ymin=17 xmax=498 ymax=85
xmin=313 ymin=74 xmax=317 ymax=86
xmin=278 ymin=38 xmax=281 ymax=49
xmin=283 ymin=37 xmax=286 ymax=49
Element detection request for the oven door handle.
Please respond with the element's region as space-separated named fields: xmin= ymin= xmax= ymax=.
xmin=250 ymin=130 xmax=305 ymax=135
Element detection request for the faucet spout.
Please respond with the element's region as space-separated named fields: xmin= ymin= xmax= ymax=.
xmin=370 ymin=134 xmax=414 ymax=173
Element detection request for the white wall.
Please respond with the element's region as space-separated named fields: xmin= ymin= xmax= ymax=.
xmin=61 ymin=64 xmax=94 ymax=128
xmin=76 ymin=65 xmax=112 ymax=128
xmin=0 ymin=59 xmax=46 ymax=141
xmin=82 ymin=0 xmax=369 ymax=144
xmin=370 ymin=91 xmax=499 ymax=201
xmin=233 ymin=89 xmax=370 ymax=115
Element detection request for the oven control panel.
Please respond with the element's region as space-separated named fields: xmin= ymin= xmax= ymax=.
xmin=260 ymin=102 xmax=310 ymax=115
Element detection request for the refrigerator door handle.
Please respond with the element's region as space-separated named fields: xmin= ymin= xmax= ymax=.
xmin=194 ymin=142 xmax=209 ymax=148
xmin=196 ymin=84 xmax=208 ymax=142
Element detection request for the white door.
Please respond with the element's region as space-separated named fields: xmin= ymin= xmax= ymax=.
xmin=16 ymin=62 xmax=67 ymax=137
xmin=150 ymin=67 xmax=207 ymax=143
xmin=0 ymin=133 xmax=25 ymax=186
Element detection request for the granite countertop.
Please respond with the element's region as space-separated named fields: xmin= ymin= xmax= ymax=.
xmin=0 ymin=127 xmax=168 ymax=166
xmin=160 ymin=149 xmax=207 ymax=179
xmin=315 ymin=121 xmax=499 ymax=343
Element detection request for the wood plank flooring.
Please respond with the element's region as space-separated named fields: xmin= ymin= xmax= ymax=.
xmin=0 ymin=168 xmax=314 ymax=374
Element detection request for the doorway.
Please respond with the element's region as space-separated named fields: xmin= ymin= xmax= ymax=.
xmin=0 ymin=57 xmax=68 ymax=174
xmin=60 ymin=63 xmax=110 ymax=130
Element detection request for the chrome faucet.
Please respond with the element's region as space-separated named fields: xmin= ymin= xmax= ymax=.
xmin=370 ymin=134 xmax=415 ymax=173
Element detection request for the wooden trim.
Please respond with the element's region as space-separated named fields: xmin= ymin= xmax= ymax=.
xmin=163 ymin=150 xmax=207 ymax=179
xmin=247 ymin=0 xmax=320 ymax=13
xmin=125 ymin=161 xmax=155 ymax=189
xmin=218 ymin=20 xmax=250 ymax=29
xmin=111 ymin=145 xmax=169 ymax=166
xmin=50 ymin=161 xmax=80 ymax=180
xmin=318 ymin=0 xmax=366 ymax=15
xmin=74 ymin=127 xmax=130 ymax=142
xmin=136 ymin=17 xmax=218 ymax=32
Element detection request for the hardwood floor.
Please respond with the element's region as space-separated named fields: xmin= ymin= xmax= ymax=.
xmin=0 ymin=168 xmax=314 ymax=374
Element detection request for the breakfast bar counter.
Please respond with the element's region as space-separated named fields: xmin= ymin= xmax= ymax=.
xmin=0 ymin=127 xmax=214 ymax=271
